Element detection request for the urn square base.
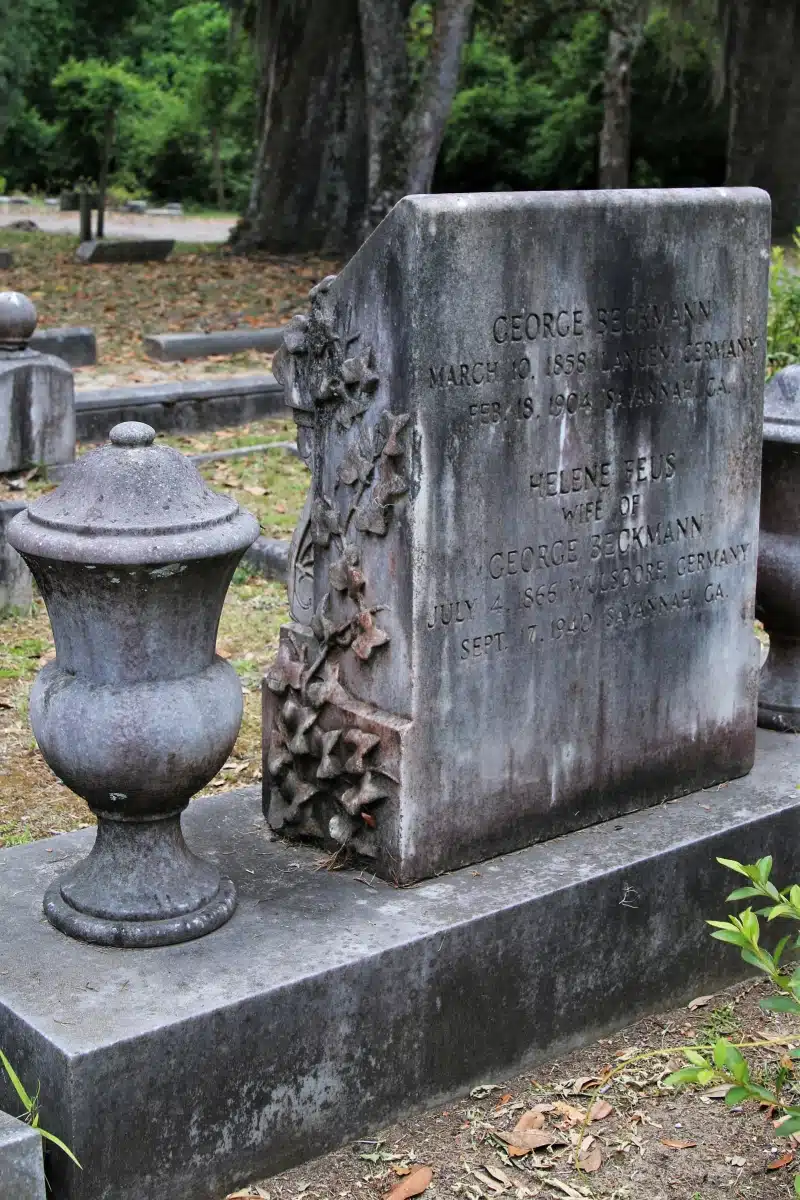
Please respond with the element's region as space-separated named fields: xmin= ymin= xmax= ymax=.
xmin=0 ymin=728 xmax=798 ymax=1200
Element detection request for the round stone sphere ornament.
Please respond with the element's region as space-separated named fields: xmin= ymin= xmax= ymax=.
xmin=8 ymin=422 xmax=259 ymax=947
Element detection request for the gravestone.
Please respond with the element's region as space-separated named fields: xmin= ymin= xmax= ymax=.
xmin=263 ymin=188 xmax=770 ymax=885
xmin=0 ymin=292 xmax=75 ymax=473
xmin=75 ymin=239 xmax=174 ymax=265
xmin=0 ymin=250 xmax=12 ymax=269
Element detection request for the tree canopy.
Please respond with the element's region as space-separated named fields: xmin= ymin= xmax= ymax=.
xmin=0 ymin=0 xmax=796 ymax=244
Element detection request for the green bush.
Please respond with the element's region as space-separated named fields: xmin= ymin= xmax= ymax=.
xmin=767 ymin=235 xmax=800 ymax=375
xmin=666 ymin=856 xmax=800 ymax=1197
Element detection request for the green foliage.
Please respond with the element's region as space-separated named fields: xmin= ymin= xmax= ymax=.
xmin=0 ymin=1049 xmax=81 ymax=1166
xmin=437 ymin=1 xmax=724 ymax=193
xmin=0 ymin=0 xmax=254 ymax=205
xmin=767 ymin=235 xmax=800 ymax=375
xmin=665 ymin=856 xmax=800 ymax=1194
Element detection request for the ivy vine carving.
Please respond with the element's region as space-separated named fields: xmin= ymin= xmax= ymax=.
xmin=268 ymin=275 xmax=410 ymax=850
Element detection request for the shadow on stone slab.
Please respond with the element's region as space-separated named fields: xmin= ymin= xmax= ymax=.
xmin=0 ymin=729 xmax=797 ymax=1200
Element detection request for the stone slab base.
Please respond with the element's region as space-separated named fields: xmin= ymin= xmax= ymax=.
xmin=75 ymin=374 xmax=287 ymax=441
xmin=0 ymin=1111 xmax=46 ymax=1199
xmin=0 ymin=728 xmax=797 ymax=1200
xmin=143 ymin=328 xmax=284 ymax=362
xmin=30 ymin=327 xmax=97 ymax=368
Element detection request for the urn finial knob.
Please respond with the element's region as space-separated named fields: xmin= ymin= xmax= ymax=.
xmin=0 ymin=291 xmax=37 ymax=350
xmin=109 ymin=422 xmax=156 ymax=448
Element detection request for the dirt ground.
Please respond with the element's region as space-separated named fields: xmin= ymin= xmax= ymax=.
xmin=226 ymin=978 xmax=800 ymax=1200
xmin=0 ymin=226 xmax=337 ymax=369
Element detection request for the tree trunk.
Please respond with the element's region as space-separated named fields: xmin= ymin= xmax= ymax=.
xmin=599 ymin=26 xmax=633 ymax=188
xmin=357 ymin=0 xmax=413 ymax=233
xmin=232 ymin=0 xmax=368 ymax=256
xmin=236 ymin=0 xmax=473 ymax=254
xmin=724 ymin=0 xmax=800 ymax=237
xmin=404 ymin=0 xmax=475 ymax=195
xmin=211 ymin=126 xmax=226 ymax=210
xmin=96 ymin=106 xmax=115 ymax=239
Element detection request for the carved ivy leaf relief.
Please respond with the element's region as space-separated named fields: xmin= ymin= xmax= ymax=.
xmin=337 ymin=433 xmax=374 ymax=488
xmin=310 ymin=497 xmax=342 ymax=548
xmin=340 ymin=772 xmax=391 ymax=817
xmin=267 ymin=272 xmax=412 ymax=851
xmin=351 ymin=610 xmax=391 ymax=662
xmin=328 ymin=545 xmax=365 ymax=598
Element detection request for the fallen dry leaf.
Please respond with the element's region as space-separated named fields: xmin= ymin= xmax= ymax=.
xmin=392 ymin=1166 xmax=413 ymax=1177
xmin=687 ymin=995 xmax=714 ymax=1010
xmin=570 ymin=1076 xmax=602 ymax=1095
xmin=576 ymin=1144 xmax=602 ymax=1172
xmin=243 ymin=484 xmax=268 ymax=496
xmin=702 ymin=1085 xmax=732 ymax=1099
xmin=471 ymin=1168 xmax=506 ymax=1193
xmin=660 ymin=1139 xmax=697 ymax=1149
xmin=384 ymin=1166 xmax=433 ymax=1200
xmin=496 ymin=1128 xmax=566 ymax=1152
xmin=589 ymin=1100 xmax=613 ymax=1122
xmin=513 ymin=1111 xmax=546 ymax=1133
xmin=483 ymin=1165 xmax=512 ymax=1188
xmin=729 ymin=1155 xmax=746 ymax=1167
xmin=552 ymin=1101 xmax=587 ymax=1127
xmin=767 ymin=1151 xmax=794 ymax=1171
xmin=539 ymin=1179 xmax=586 ymax=1199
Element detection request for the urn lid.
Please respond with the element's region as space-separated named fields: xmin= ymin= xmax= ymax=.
xmin=764 ymin=366 xmax=800 ymax=445
xmin=8 ymin=422 xmax=260 ymax=565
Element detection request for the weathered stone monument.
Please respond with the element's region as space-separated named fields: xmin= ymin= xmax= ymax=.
xmin=0 ymin=292 xmax=75 ymax=474
xmin=265 ymin=188 xmax=770 ymax=883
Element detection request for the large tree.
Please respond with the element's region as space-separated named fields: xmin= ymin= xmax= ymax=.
xmin=722 ymin=0 xmax=800 ymax=237
xmin=232 ymin=0 xmax=475 ymax=255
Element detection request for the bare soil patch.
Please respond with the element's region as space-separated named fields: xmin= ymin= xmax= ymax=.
xmin=227 ymin=979 xmax=800 ymax=1200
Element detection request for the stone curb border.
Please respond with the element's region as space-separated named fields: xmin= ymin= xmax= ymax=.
xmin=74 ymin=373 xmax=287 ymax=440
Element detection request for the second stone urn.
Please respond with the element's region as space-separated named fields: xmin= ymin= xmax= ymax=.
xmin=757 ymin=368 xmax=800 ymax=733
xmin=8 ymin=422 xmax=259 ymax=947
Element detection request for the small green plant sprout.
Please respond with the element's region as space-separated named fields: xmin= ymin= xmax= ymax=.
xmin=0 ymin=1050 xmax=81 ymax=1168
xmin=664 ymin=856 xmax=800 ymax=1196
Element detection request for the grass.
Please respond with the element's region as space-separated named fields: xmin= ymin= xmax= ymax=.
xmin=0 ymin=418 xmax=307 ymax=847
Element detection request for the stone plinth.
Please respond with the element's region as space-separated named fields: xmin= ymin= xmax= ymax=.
xmin=0 ymin=293 xmax=75 ymax=474
xmin=0 ymin=1112 xmax=45 ymax=1200
xmin=264 ymin=189 xmax=771 ymax=883
xmin=0 ymin=729 xmax=797 ymax=1200
xmin=0 ymin=500 xmax=33 ymax=611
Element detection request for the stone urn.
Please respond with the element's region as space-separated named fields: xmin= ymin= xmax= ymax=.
xmin=8 ymin=421 xmax=259 ymax=946
xmin=757 ymin=368 xmax=800 ymax=732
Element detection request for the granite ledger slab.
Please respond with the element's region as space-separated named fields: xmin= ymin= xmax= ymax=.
xmin=264 ymin=188 xmax=771 ymax=883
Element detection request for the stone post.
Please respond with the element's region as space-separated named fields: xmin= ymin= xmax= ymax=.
xmin=757 ymin=365 xmax=800 ymax=731
xmin=0 ymin=292 xmax=76 ymax=613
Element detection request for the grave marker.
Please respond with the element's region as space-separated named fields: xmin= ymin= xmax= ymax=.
xmin=264 ymin=188 xmax=770 ymax=884
xmin=75 ymin=239 xmax=174 ymax=264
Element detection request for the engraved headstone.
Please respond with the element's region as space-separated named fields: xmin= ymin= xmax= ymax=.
xmin=263 ymin=188 xmax=770 ymax=884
